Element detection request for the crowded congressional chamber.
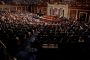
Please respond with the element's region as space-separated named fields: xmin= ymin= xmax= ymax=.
xmin=0 ymin=0 xmax=90 ymax=60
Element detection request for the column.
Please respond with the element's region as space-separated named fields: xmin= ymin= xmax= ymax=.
xmin=16 ymin=6 xmax=17 ymax=11
xmin=76 ymin=9 xmax=78 ymax=20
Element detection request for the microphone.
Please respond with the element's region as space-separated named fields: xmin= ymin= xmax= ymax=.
xmin=0 ymin=40 xmax=7 ymax=48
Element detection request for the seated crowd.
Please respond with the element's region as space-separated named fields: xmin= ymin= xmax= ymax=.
xmin=0 ymin=11 xmax=90 ymax=60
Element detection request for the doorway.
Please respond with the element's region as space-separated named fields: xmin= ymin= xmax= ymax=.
xmin=79 ymin=12 xmax=88 ymax=22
